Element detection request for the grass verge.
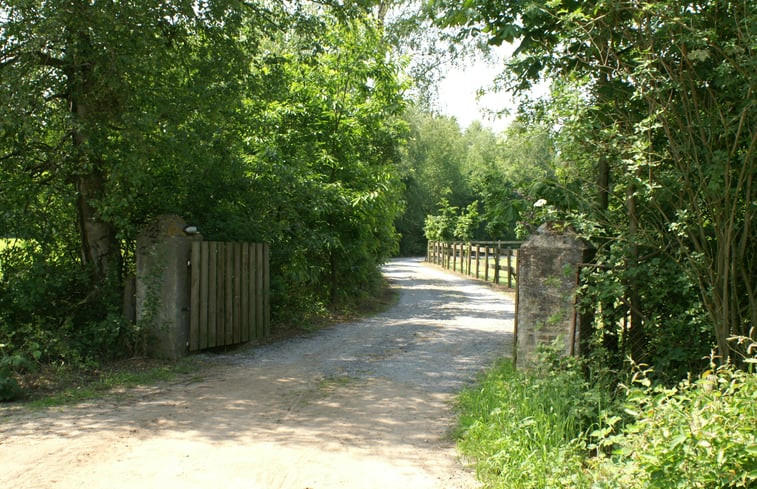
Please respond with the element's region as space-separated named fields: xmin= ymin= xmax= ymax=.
xmin=455 ymin=354 xmax=757 ymax=488
xmin=14 ymin=357 xmax=201 ymax=410
xmin=455 ymin=357 xmax=606 ymax=488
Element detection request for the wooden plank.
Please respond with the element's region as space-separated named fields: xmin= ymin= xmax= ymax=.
xmin=208 ymin=242 xmax=218 ymax=348
xmin=189 ymin=242 xmax=200 ymax=351
xmin=199 ymin=241 xmax=209 ymax=350
xmin=507 ymin=249 xmax=513 ymax=288
xmin=217 ymin=242 xmax=226 ymax=347
xmin=241 ymin=243 xmax=250 ymax=343
xmin=263 ymin=243 xmax=270 ymax=337
xmin=225 ymin=242 xmax=234 ymax=346
xmin=256 ymin=243 xmax=264 ymax=339
xmin=233 ymin=242 xmax=242 ymax=344
xmin=250 ymin=243 xmax=258 ymax=338
xmin=252 ymin=243 xmax=260 ymax=339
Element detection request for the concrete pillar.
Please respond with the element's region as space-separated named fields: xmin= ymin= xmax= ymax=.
xmin=515 ymin=223 xmax=594 ymax=368
xmin=136 ymin=215 xmax=201 ymax=359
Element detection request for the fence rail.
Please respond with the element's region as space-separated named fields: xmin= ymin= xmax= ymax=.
xmin=189 ymin=241 xmax=270 ymax=351
xmin=426 ymin=240 xmax=521 ymax=288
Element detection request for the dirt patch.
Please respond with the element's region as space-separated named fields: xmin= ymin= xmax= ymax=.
xmin=0 ymin=258 xmax=514 ymax=489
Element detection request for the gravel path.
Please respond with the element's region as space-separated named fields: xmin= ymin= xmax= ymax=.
xmin=1 ymin=258 xmax=514 ymax=489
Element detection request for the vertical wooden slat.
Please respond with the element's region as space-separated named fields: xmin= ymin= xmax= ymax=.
xmin=248 ymin=243 xmax=258 ymax=338
xmin=199 ymin=241 xmax=209 ymax=350
xmin=507 ymin=249 xmax=513 ymax=288
xmin=256 ymin=243 xmax=264 ymax=339
xmin=233 ymin=243 xmax=241 ymax=344
xmin=241 ymin=243 xmax=250 ymax=343
xmin=189 ymin=241 xmax=200 ymax=351
xmin=263 ymin=243 xmax=270 ymax=337
xmin=208 ymin=241 xmax=218 ymax=348
xmin=217 ymin=242 xmax=226 ymax=346
xmin=225 ymin=243 xmax=233 ymax=346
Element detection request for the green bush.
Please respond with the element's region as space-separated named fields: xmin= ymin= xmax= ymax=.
xmin=455 ymin=354 xmax=611 ymax=488
xmin=0 ymin=343 xmax=38 ymax=401
xmin=590 ymin=362 xmax=757 ymax=488
xmin=456 ymin=347 xmax=756 ymax=489
xmin=0 ymin=244 xmax=140 ymax=375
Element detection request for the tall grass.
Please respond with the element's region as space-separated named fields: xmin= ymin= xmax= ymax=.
xmin=455 ymin=351 xmax=757 ymax=489
xmin=455 ymin=356 xmax=609 ymax=488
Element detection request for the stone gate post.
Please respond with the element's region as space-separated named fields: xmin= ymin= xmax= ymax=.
xmin=136 ymin=215 xmax=201 ymax=359
xmin=515 ymin=223 xmax=594 ymax=368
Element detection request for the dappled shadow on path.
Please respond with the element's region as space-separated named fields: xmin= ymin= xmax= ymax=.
xmin=0 ymin=257 xmax=513 ymax=487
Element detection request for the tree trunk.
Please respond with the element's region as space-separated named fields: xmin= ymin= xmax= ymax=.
xmin=69 ymin=46 xmax=122 ymax=291
xmin=625 ymin=179 xmax=644 ymax=363
xmin=75 ymin=171 xmax=121 ymax=285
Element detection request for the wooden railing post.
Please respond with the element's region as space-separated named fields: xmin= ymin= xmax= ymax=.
xmin=494 ymin=241 xmax=501 ymax=284
xmin=475 ymin=244 xmax=480 ymax=279
xmin=484 ymin=245 xmax=490 ymax=282
xmin=466 ymin=241 xmax=471 ymax=277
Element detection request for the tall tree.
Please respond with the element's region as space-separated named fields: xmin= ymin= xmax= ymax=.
xmin=0 ymin=0 xmax=254 ymax=287
xmin=431 ymin=0 xmax=756 ymax=362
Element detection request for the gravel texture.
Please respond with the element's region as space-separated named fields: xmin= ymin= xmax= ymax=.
xmin=1 ymin=257 xmax=514 ymax=489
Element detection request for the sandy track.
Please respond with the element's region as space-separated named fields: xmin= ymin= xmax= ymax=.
xmin=0 ymin=258 xmax=514 ymax=489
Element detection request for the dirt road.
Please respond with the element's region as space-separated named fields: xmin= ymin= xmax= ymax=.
xmin=1 ymin=258 xmax=514 ymax=489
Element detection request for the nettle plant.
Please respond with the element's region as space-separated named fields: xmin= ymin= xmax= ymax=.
xmin=590 ymin=347 xmax=757 ymax=489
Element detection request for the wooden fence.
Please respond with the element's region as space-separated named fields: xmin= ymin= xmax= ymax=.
xmin=189 ymin=241 xmax=270 ymax=351
xmin=426 ymin=241 xmax=521 ymax=288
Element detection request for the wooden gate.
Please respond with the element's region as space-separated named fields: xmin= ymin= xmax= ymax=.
xmin=188 ymin=241 xmax=270 ymax=351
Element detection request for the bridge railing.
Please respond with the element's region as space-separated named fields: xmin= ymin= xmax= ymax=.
xmin=426 ymin=240 xmax=522 ymax=288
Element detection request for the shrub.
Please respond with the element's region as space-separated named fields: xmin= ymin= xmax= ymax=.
xmin=0 ymin=343 xmax=39 ymax=401
xmin=455 ymin=354 xmax=612 ymax=488
xmin=590 ymin=361 xmax=757 ymax=488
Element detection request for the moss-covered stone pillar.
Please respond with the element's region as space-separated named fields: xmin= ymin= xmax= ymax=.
xmin=515 ymin=223 xmax=594 ymax=368
xmin=136 ymin=215 xmax=201 ymax=359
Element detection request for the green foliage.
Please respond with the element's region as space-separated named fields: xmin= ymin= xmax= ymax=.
xmin=433 ymin=0 xmax=756 ymax=366
xmin=239 ymin=15 xmax=407 ymax=311
xmin=456 ymin=353 xmax=612 ymax=488
xmin=456 ymin=348 xmax=757 ymax=489
xmin=397 ymin=109 xmax=471 ymax=253
xmin=0 ymin=2 xmax=409 ymax=381
xmin=0 ymin=343 xmax=37 ymax=401
xmin=590 ymin=362 xmax=757 ymax=488
xmin=423 ymin=198 xmax=459 ymax=242
xmin=454 ymin=200 xmax=480 ymax=241
xmin=400 ymin=111 xmax=556 ymax=251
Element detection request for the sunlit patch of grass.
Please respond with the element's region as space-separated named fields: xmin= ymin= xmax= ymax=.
xmin=455 ymin=358 xmax=606 ymax=488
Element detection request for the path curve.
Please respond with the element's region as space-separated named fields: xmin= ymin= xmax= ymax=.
xmin=1 ymin=258 xmax=514 ymax=489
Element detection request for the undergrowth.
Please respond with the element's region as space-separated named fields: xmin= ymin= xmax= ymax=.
xmin=455 ymin=348 xmax=756 ymax=488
